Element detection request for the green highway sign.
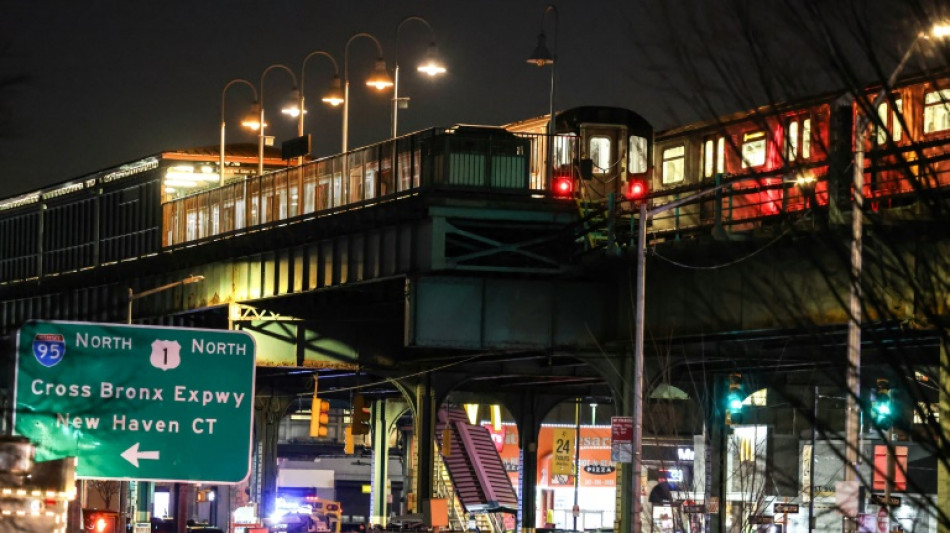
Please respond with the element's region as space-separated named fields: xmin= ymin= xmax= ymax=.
xmin=14 ymin=320 xmax=255 ymax=483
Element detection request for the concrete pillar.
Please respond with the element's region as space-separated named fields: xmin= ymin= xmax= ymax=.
xmin=254 ymin=394 xmax=293 ymax=520
xmin=175 ymin=484 xmax=193 ymax=533
xmin=412 ymin=377 xmax=436 ymax=512
xmin=518 ymin=397 xmax=541 ymax=533
xmin=135 ymin=482 xmax=153 ymax=524
xmin=371 ymin=399 xmax=391 ymax=527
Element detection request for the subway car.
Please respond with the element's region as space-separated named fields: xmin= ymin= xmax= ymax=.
xmin=648 ymin=69 xmax=950 ymax=237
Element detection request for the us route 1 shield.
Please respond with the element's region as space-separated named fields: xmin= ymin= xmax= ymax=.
xmin=13 ymin=320 xmax=256 ymax=483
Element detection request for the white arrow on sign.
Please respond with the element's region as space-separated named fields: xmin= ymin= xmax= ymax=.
xmin=121 ymin=442 xmax=160 ymax=467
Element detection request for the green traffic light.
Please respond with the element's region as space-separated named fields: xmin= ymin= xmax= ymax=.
xmin=727 ymin=392 xmax=743 ymax=412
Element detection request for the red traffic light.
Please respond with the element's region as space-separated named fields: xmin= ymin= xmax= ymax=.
xmin=626 ymin=179 xmax=648 ymax=200
xmin=552 ymin=175 xmax=574 ymax=198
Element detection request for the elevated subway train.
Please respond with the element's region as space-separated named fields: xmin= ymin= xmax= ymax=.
xmin=0 ymin=106 xmax=653 ymax=285
xmin=2 ymin=69 xmax=950 ymax=285
xmin=648 ymin=70 xmax=950 ymax=236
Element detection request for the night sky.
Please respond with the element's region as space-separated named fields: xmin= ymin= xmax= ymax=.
xmin=0 ymin=1 xmax=935 ymax=198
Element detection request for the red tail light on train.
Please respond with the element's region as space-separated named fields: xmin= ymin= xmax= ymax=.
xmin=552 ymin=175 xmax=574 ymax=198
xmin=625 ymin=179 xmax=648 ymax=201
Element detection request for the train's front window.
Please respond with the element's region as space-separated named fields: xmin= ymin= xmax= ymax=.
xmin=554 ymin=136 xmax=573 ymax=167
xmin=589 ymin=136 xmax=612 ymax=174
xmin=628 ymin=136 xmax=647 ymax=173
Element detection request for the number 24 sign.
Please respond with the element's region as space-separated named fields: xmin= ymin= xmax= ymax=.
xmin=552 ymin=428 xmax=576 ymax=476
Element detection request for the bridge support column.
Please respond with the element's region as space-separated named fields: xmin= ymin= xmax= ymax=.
xmin=254 ymin=394 xmax=294 ymax=521
xmin=412 ymin=377 xmax=437 ymax=513
xmin=516 ymin=393 xmax=542 ymax=533
xmin=371 ymin=398 xmax=408 ymax=527
xmin=135 ymin=481 xmax=153 ymax=523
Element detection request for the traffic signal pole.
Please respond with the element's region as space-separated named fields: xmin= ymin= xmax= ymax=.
xmin=628 ymin=177 xmax=763 ymax=533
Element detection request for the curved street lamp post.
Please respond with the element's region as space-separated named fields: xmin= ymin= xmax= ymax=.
xmin=392 ymin=16 xmax=446 ymax=138
xmin=281 ymin=50 xmax=345 ymax=167
xmin=342 ymin=32 xmax=393 ymax=154
xmin=255 ymin=64 xmax=299 ymax=177
xmin=219 ymin=79 xmax=259 ymax=186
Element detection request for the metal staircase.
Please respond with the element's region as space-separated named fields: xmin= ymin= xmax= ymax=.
xmin=433 ymin=450 xmax=467 ymax=531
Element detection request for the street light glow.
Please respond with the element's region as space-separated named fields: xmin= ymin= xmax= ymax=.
xmin=321 ymin=76 xmax=345 ymax=106
xmin=417 ymin=43 xmax=447 ymax=76
xmin=929 ymin=22 xmax=950 ymax=38
xmin=366 ymin=58 xmax=394 ymax=90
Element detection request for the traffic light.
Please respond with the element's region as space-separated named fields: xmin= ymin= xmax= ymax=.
xmin=309 ymin=379 xmax=330 ymax=438
xmin=552 ymin=175 xmax=574 ymax=199
xmin=351 ymin=393 xmax=371 ymax=436
xmin=871 ymin=378 xmax=894 ymax=428
xmin=725 ymin=373 xmax=743 ymax=425
xmin=625 ymin=178 xmax=648 ymax=202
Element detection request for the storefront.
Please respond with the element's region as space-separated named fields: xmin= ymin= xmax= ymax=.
xmin=489 ymin=423 xmax=703 ymax=531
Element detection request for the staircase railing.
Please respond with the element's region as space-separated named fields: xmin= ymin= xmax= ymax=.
xmin=433 ymin=449 xmax=467 ymax=531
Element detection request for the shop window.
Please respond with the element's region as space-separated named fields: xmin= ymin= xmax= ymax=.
xmin=629 ymin=135 xmax=648 ymax=173
xmin=742 ymin=388 xmax=767 ymax=407
xmin=924 ymin=89 xmax=950 ymax=134
xmin=661 ymin=145 xmax=685 ymax=184
xmin=872 ymin=445 xmax=907 ymax=491
xmin=741 ymin=131 xmax=766 ymax=168
xmin=914 ymin=402 xmax=939 ymax=424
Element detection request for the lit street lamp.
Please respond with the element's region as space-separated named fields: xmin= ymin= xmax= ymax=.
xmin=282 ymin=50 xmax=345 ymax=138
xmin=254 ymin=64 xmax=299 ymax=177
xmin=219 ymin=79 xmax=259 ymax=186
xmin=527 ymin=4 xmax=558 ymax=188
xmin=342 ymin=32 xmax=393 ymax=154
xmin=392 ymin=16 xmax=446 ymax=138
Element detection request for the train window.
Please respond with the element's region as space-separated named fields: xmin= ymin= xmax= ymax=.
xmin=661 ymin=145 xmax=685 ymax=184
xmin=802 ymin=119 xmax=811 ymax=158
xmin=924 ymin=89 xmax=950 ymax=134
xmin=629 ymin=136 xmax=648 ymax=173
xmin=704 ymin=137 xmax=725 ymax=178
xmin=785 ymin=121 xmax=799 ymax=161
xmin=876 ymin=99 xmax=903 ymax=144
xmin=554 ymin=136 xmax=573 ymax=167
xmin=716 ymin=138 xmax=725 ymax=173
xmin=703 ymin=137 xmax=726 ymax=178
xmin=741 ymin=131 xmax=766 ymax=168
xmin=589 ymin=136 xmax=611 ymax=174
